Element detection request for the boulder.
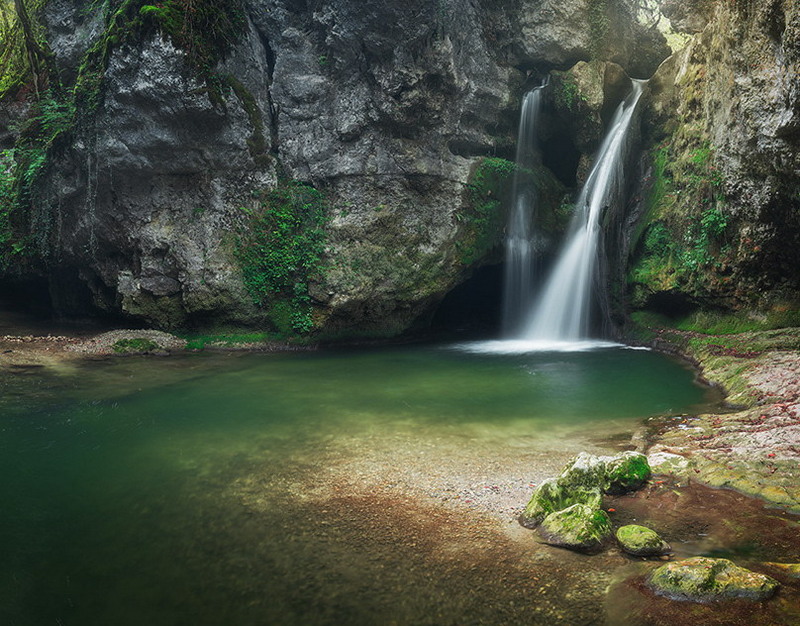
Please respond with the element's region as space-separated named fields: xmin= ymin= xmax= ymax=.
xmin=520 ymin=477 xmax=602 ymax=528
xmin=648 ymin=557 xmax=779 ymax=602
xmin=605 ymin=451 xmax=651 ymax=494
xmin=538 ymin=503 xmax=612 ymax=552
xmin=615 ymin=525 xmax=671 ymax=557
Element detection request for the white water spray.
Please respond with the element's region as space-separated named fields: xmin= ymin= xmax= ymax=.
xmin=502 ymin=84 xmax=546 ymax=336
xmin=521 ymin=80 xmax=645 ymax=344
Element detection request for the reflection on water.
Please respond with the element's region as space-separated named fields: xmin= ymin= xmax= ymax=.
xmin=1 ymin=344 xmax=795 ymax=624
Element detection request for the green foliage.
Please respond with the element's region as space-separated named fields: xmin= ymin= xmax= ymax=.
xmin=458 ymin=157 xmax=516 ymax=265
xmin=0 ymin=149 xmax=15 ymax=262
xmin=629 ymin=140 xmax=731 ymax=299
xmin=112 ymin=337 xmax=163 ymax=353
xmin=0 ymin=0 xmax=48 ymax=99
xmin=182 ymin=331 xmax=280 ymax=350
xmin=235 ymin=181 xmax=328 ymax=335
xmin=631 ymin=307 xmax=800 ymax=336
xmin=139 ymin=0 xmax=245 ymax=78
xmin=554 ymin=74 xmax=586 ymax=112
xmin=0 ymin=90 xmax=76 ymax=266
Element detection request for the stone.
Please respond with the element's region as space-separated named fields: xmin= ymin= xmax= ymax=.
xmin=559 ymin=452 xmax=609 ymax=493
xmin=537 ymin=503 xmax=611 ymax=552
xmin=519 ymin=477 xmax=603 ymax=528
xmin=615 ymin=525 xmax=671 ymax=557
xmin=647 ymin=452 xmax=691 ymax=476
xmin=605 ymin=451 xmax=651 ymax=494
xmin=648 ymin=557 xmax=779 ymax=602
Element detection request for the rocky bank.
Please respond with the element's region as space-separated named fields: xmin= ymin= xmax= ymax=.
xmin=644 ymin=326 xmax=800 ymax=514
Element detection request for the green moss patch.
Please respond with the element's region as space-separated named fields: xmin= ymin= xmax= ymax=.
xmin=235 ymin=180 xmax=328 ymax=336
xmin=112 ymin=337 xmax=164 ymax=354
xmin=648 ymin=557 xmax=779 ymax=601
xmin=615 ymin=524 xmax=670 ymax=557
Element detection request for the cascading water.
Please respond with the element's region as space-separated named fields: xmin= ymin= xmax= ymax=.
xmin=460 ymin=79 xmax=645 ymax=354
xmin=502 ymin=84 xmax=546 ymax=336
xmin=520 ymin=80 xmax=645 ymax=346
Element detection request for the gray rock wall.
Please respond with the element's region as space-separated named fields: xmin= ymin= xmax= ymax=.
xmin=17 ymin=0 xmax=669 ymax=333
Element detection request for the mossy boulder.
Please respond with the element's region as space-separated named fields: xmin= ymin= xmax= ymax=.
xmin=538 ymin=503 xmax=612 ymax=552
xmin=616 ymin=525 xmax=671 ymax=557
xmin=559 ymin=452 xmax=609 ymax=491
xmin=520 ymin=451 xmax=652 ymax=530
xmin=520 ymin=478 xmax=603 ymax=528
xmin=605 ymin=451 xmax=651 ymax=494
xmin=648 ymin=557 xmax=779 ymax=602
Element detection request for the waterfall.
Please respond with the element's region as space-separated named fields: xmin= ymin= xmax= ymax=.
xmin=457 ymin=79 xmax=645 ymax=355
xmin=502 ymin=84 xmax=546 ymax=336
xmin=522 ymin=80 xmax=645 ymax=344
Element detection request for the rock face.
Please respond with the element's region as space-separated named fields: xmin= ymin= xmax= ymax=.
xmin=630 ymin=0 xmax=800 ymax=317
xmin=1 ymin=0 xmax=669 ymax=334
xmin=648 ymin=557 xmax=779 ymax=602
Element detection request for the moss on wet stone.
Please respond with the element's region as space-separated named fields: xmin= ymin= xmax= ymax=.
xmin=615 ymin=524 xmax=670 ymax=557
xmin=112 ymin=337 xmax=164 ymax=354
xmin=605 ymin=451 xmax=651 ymax=494
xmin=520 ymin=478 xmax=603 ymax=528
xmin=538 ymin=503 xmax=611 ymax=552
xmin=648 ymin=556 xmax=779 ymax=602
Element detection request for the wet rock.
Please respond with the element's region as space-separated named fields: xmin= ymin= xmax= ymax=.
xmin=647 ymin=452 xmax=691 ymax=477
xmin=765 ymin=563 xmax=800 ymax=578
xmin=559 ymin=452 xmax=609 ymax=491
xmin=615 ymin=525 xmax=671 ymax=557
xmin=520 ymin=477 xmax=602 ymax=528
xmin=605 ymin=451 xmax=651 ymax=494
xmin=648 ymin=557 xmax=779 ymax=602
xmin=521 ymin=451 xmax=651 ymax=527
xmin=538 ymin=503 xmax=611 ymax=552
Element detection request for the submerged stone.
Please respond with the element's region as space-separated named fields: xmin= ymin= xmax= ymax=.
xmin=605 ymin=451 xmax=651 ymax=494
xmin=519 ymin=477 xmax=602 ymax=528
xmin=765 ymin=562 xmax=800 ymax=578
xmin=616 ymin=524 xmax=671 ymax=557
xmin=537 ymin=503 xmax=611 ymax=552
xmin=648 ymin=557 xmax=779 ymax=602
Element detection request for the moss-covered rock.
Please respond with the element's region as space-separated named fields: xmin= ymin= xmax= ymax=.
xmin=519 ymin=478 xmax=603 ymax=528
xmin=605 ymin=451 xmax=651 ymax=494
xmin=538 ymin=503 xmax=611 ymax=552
xmin=648 ymin=557 xmax=779 ymax=602
xmin=559 ymin=452 xmax=609 ymax=492
xmin=520 ymin=451 xmax=652 ymax=528
xmin=616 ymin=525 xmax=671 ymax=557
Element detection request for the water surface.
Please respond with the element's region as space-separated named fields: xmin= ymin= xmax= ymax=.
xmin=0 ymin=343 xmax=737 ymax=624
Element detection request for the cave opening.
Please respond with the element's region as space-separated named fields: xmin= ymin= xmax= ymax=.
xmin=541 ymin=134 xmax=580 ymax=188
xmin=429 ymin=264 xmax=504 ymax=338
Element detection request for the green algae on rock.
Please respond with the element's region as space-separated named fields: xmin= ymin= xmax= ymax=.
xmin=648 ymin=557 xmax=779 ymax=602
xmin=519 ymin=477 xmax=603 ymax=528
xmin=615 ymin=524 xmax=671 ymax=557
xmin=520 ymin=451 xmax=652 ymax=529
xmin=605 ymin=451 xmax=651 ymax=494
xmin=538 ymin=503 xmax=611 ymax=552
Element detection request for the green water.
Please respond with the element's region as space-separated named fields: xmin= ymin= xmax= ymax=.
xmin=1 ymin=344 xmax=710 ymax=625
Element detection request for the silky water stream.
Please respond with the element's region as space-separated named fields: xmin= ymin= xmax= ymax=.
xmin=1 ymin=345 xmax=799 ymax=624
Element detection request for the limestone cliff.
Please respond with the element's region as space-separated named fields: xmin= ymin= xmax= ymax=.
xmin=1 ymin=0 xmax=669 ymax=334
xmin=630 ymin=0 xmax=800 ymax=320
